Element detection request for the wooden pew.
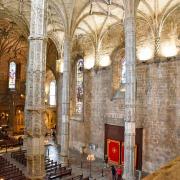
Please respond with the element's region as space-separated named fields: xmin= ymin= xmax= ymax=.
xmin=0 ymin=156 xmax=27 ymax=180
xmin=48 ymin=168 xmax=72 ymax=179
xmin=11 ymin=150 xmax=27 ymax=166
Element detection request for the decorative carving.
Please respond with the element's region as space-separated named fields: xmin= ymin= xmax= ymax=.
xmin=24 ymin=0 xmax=47 ymax=178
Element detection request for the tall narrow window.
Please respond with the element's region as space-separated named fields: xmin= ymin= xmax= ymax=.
xmin=76 ymin=59 xmax=84 ymax=114
xmin=9 ymin=61 xmax=16 ymax=89
xmin=121 ymin=58 xmax=126 ymax=84
xmin=49 ymin=80 xmax=56 ymax=106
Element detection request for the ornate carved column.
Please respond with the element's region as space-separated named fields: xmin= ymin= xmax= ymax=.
xmin=60 ymin=35 xmax=72 ymax=165
xmin=123 ymin=0 xmax=136 ymax=179
xmin=24 ymin=0 xmax=47 ymax=179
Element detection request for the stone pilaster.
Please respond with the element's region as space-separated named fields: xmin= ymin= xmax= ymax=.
xmin=24 ymin=0 xmax=47 ymax=179
xmin=123 ymin=0 xmax=136 ymax=179
xmin=60 ymin=35 xmax=72 ymax=165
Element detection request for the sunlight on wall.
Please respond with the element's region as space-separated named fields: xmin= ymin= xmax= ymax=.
xmin=99 ymin=54 xmax=111 ymax=67
xmin=161 ymin=40 xmax=177 ymax=57
xmin=137 ymin=46 xmax=154 ymax=61
xmin=84 ymin=55 xmax=95 ymax=69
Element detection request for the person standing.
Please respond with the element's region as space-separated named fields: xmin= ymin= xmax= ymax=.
xmin=116 ymin=166 xmax=123 ymax=180
xmin=111 ymin=165 xmax=117 ymax=180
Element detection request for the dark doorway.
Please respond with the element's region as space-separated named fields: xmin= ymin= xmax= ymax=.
xmin=104 ymin=124 xmax=143 ymax=170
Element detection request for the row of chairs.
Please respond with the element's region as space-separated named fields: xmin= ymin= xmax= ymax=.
xmin=11 ymin=150 xmax=89 ymax=180
xmin=11 ymin=150 xmax=26 ymax=166
xmin=0 ymin=137 xmax=19 ymax=150
xmin=0 ymin=130 xmax=20 ymax=150
xmin=0 ymin=156 xmax=27 ymax=180
xmin=45 ymin=157 xmax=89 ymax=180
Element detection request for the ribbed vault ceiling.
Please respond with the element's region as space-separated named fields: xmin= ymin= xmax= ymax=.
xmin=0 ymin=0 xmax=179 ymax=57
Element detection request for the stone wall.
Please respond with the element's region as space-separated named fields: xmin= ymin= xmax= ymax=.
xmin=69 ymin=57 xmax=180 ymax=173
xmin=69 ymin=65 xmax=126 ymax=157
xmin=137 ymin=58 xmax=180 ymax=173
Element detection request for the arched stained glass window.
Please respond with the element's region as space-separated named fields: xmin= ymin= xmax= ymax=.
xmin=121 ymin=57 xmax=126 ymax=84
xmin=9 ymin=61 xmax=16 ymax=89
xmin=49 ymin=80 xmax=56 ymax=106
xmin=76 ymin=59 xmax=84 ymax=114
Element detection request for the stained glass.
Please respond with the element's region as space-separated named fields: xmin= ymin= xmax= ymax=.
xmin=49 ymin=80 xmax=56 ymax=106
xmin=9 ymin=62 xmax=16 ymax=89
xmin=76 ymin=59 xmax=84 ymax=114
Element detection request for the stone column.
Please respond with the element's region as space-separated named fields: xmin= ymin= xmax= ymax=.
xmin=60 ymin=35 xmax=72 ymax=165
xmin=57 ymin=73 xmax=62 ymax=145
xmin=24 ymin=0 xmax=47 ymax=179
xmin=123 ymin=0 xmax=136 ymax=180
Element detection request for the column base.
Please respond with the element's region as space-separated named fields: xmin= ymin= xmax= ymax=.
xmin=60 ymin=154 xmax=69 ymax=166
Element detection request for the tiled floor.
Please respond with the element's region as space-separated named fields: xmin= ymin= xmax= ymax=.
xmin=44 ymin=139 xmax=112 ymax=179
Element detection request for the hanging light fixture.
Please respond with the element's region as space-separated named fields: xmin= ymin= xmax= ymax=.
xmin=160 ymin=39 xmax=177 ymax=58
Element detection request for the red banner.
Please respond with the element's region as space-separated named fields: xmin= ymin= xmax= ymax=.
xmin=107 ymin=139 xmax=120 ymax=165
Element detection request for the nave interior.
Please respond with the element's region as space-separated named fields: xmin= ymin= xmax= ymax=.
xmin=0 ymin=0 xmax=180 ymax=179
